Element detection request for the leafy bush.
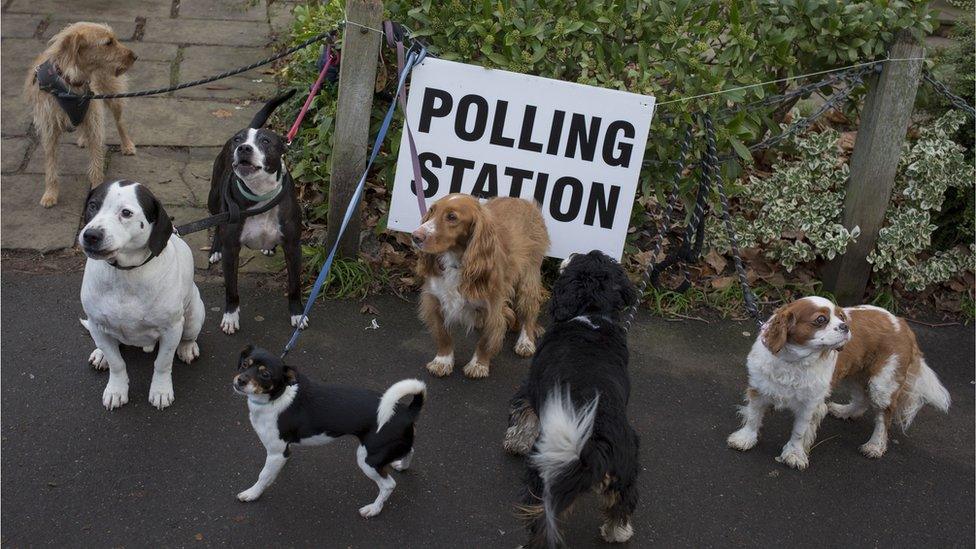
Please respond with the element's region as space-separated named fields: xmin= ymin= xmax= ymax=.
xmin=712 ymin=111 xmax=974 ymax=292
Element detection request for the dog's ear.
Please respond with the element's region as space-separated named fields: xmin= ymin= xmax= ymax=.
xmin=460 ymin=206 xmax=502 ymax=302
xmin=238 ymin=345 xmax=255 ymax=368
xmin=55 ymin=29 xmax=86 ymax=57
xmin=283 ymin=365 xmax=298 ymax=385
xmin=82 ymin=183 xmax=103 ymax=223
xmin=137 ymin=186 xmax=173 ymax=256
xmin=549 ymin=268 xmax=587 ymax=322
xmin=762 ymin=306 xmax=792 ymax=354
xmin=612 ymin=263 xmax=638 ymax=314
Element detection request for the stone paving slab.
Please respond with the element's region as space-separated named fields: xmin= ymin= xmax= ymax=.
xmin=40 ymin=18 xmax=138 ymax=41
xmin=125 ymin=60 xmax=173 ymax=91
xmin=6 ymin=0 xmax=171 ymax=20
xmin=102 ymin=98 xmax=255 ymax=147
xmin=105 ymin=147 xmax=199 ymax=206
xmin=1 ymin=13 xmax=42 ymax=39
xmin=23 ymin=143 xmax=92 ymax=175
xmin=0 ymin=173 xmax=86 ymax=251
xmin=126 ymin=42 xmax=179 ymax=64
xmin=2 ymin=98 xmax=32 ymax=137
xmin=176 ymin=45 xmax=276 ymax=99
xmin=2 ymin=38 xmax=38 ymax=96
xmin=143 ymin=18 xmax=270 ymax=47
xmin=2 ymin=137 xmax=30 ymax=173
xmin=178 ymin=0 xmax=266 ymax=22
xmin=181 ymin=147 xmax=222 ymax=202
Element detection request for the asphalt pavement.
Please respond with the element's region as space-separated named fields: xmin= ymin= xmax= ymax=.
xmin=1 ymin=271 xmax=973 ymax=548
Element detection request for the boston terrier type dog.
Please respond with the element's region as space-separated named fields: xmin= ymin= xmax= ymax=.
xmin=208 ymin=90 xmax=306 ymax=335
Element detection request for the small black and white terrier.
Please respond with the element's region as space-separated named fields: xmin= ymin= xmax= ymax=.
xmin=504 ymin=250 xmax=640 ymax=548
xmin=233 ymin=345 xmax=426 ymax=518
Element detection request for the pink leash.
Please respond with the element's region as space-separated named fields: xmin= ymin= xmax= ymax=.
xmin=286 ymin=45 xmax=335 ymax=145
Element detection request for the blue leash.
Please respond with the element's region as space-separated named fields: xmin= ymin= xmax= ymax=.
xmin=282 ymin=46 xmax=426 ymax=358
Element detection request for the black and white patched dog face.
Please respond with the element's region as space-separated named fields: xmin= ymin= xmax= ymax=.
xmin=233 ymin=345 xmax=295 ymax=399
xmin=230 ymin=127 xmax=287 ymax=182
xmin=79 ymin=180 xmax=172 ymax=262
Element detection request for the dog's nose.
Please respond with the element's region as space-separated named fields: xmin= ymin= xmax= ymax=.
xmin=411 ymin=228 xmax=426 ymax=248
xmin=237 ymin=144 xmax=253 ymax=155
xmin=838 ymin=323 xmax=849 ymax=333
xmin=235 ymin=374 xmax=249 ymax=386
xmin=82 ymin=228 xmax=103 ymax=247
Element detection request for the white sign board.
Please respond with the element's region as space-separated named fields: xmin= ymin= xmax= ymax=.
xmin=388 ymin=58 xmax=655 ymax=259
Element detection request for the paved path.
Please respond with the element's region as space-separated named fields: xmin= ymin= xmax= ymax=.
xmin=1 ymin=271 xmax=973 ymax=548
xmin=1 ymin=0 xmax=297 ymax=270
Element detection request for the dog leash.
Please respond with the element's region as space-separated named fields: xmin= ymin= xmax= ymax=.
xmin=281 ymin=43 xmax=427 ymax=358
xmin=174 ymin=177 xmax=288 ymax=237
xmin=384 ymin=21 xmax=428 ymax=217
xmin=286 ymin=44 xmax=336 ymax=145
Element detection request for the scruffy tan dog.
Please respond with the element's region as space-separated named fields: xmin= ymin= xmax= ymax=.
xmin=24 ymin=22 xmax=137 ymax=208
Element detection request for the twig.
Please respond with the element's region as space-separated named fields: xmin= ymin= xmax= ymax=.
xmin=665 ymin=313 xmax=710 ymax=323
xmin=809 ymin=434 xmax=839 ymax=452
xmin=906 ymin=318 xmax=960 ymax=328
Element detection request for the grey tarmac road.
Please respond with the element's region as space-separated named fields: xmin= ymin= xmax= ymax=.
xmin=1 ymin=272 xmax=973 ymax=548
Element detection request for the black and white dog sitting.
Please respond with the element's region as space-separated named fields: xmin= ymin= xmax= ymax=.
xmin=233 ymin=346 xmax=426 ymax=518
xmin=505 ymin=250 xmax=640 ymax=548
xmin=79 ymin=180 xmax=205 ymax=410
xmin=208 ymin=90 xmax=306 ymax=335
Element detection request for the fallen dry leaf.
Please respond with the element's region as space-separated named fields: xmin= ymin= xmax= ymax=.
xmin=211 ymin=109 xmax=233 ymax=118
xmin=704 ymin=249 xmax=727 ymax=274
xmin=360 ymin=303 xmax=379 ymax=315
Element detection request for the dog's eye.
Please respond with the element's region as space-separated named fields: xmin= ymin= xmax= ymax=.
xmin=259 ymin=370 xmax=271 ymax=380
xmin=815 ymin=315 xmax=827 ymax=325
xmin=88 ymin=202 xmax=99 ymax=212
xmin=446 ymin=212 xmax=458 ymax=222
xmin=105 ymin=38 xmax=114 ymax=46
xmin=233 ymin=136 xmax=243 ymax=143
xmin=120 ymin=209 xmax=133 ymax=219
xmin=260 ymin=137 xmax=270 ymax=145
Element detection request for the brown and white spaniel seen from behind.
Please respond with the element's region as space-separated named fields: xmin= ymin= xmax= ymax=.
xmin=412 ymin=194 xmax=550 ymax=379
xmin=728 ymin=296 xmax=950 ymax=470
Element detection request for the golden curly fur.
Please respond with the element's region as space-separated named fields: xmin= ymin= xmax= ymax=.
xmin=413 ymin=194 xmax=550 ymax=379
xmin=24 ymin=22 xmax=137 ymax=208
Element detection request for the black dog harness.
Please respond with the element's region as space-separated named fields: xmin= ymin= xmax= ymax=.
xmin=35 ymin=60 xmax=91 ymax=127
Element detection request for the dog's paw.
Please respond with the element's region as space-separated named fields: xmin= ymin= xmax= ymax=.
xmin=514 ymin=333 xmax=536 ymax=358
xmin=290 ymin=314 xmax=308 ymax=330
xmin=142 ymin=345 xmax=155 ymax=353
xmin=776 ymin=445 xmax=809 ymax=470
xmin=600 ymin=520 xmax=634 ymax=543
xmin=425 ymin=354 xmax=454 ymax=377
xmin=727 ymin=428 xmax=758 ymax=451
xmin=209 ymin=251 xmax=222 ymax=264
xmin=88 ymin=348 xmax=109 ymax=370
xmin=221 ymin=310 xmax=240 ymax=335
xmin=261 ymin=248 xmax=275 ymax=256
xmin=39 ymin=190 xmax=58 ymax=208
xmin=859 ymin=440 xmax=887 ymax=459
xmin=358 ymin=503 xmax=383 ymax=518
xmin=177 ymin=341 xmax=200 ymax=364
xmin=462 ymin=357 xmax=490 ymax=379
xmin=102 ymin=380 xmax=129 ymax=410
xmin=503 ymin=429 xmax=534 ymax=456
xmin=121 ymin=141 xmax=136 ymax=156
xmin=237 ymin=488 xmax=262 ymax=502
xmin=148 ymin=373 xmax=175 ymax=410
xmin=827 ymin=401 xmax=865 ymax=420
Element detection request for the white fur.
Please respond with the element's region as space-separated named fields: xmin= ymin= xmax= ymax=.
xmin=898 ymin=358 xmax=951 ymax=429
xmin=356 ymin=445 xmax=396 ymax=518
xmin=573 ymin=315 xmax=598 ymax=329
xmin=79 ymin=182 xmax=204 ymax=410
xmin=290 ymin=314 xmax=309 ymax=330
xmin=868 ymin=354 xmax=900 ymax=409
xmin=426 ymin=252 xmax=481 ymax=329
xmin=847 ymin=304 xmax=900 ymax=332
xmin=238 ymin=384 xmax=298 ymax=501
xmin=221 ymin=308 xmax=240 ymax=335
xmin=375 ymin=379 xmax=427 ymax=431
xmin=530 ymin=387 xmax=600 ymax=547
xmin=514 ymin=328 xmax=536 ymax=356
xmin=600 ymin=521 xmax=634 ymax=543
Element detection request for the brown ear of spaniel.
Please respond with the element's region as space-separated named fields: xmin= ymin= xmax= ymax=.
xmin=411 ymin=194 xmax=550 ymax=379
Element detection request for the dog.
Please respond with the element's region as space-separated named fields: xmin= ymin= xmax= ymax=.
xmin=79 ymin=180 xmax=205 ymax=410
xmin=505 ymin=251 xmax=640 ymax=548
xmin=207 ymin=90 xmax=306 ymax=335
xmin=233 ymin=346 xmax=426 ymax=518
xmin=727 ymin=296 xmax=951 ymax=469
xmin=25 ymin=22 xmax=137 ymax=208
xmin=411 ymin=194 xmax=550 ymax=379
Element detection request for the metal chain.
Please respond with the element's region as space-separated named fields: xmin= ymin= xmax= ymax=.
xmin=923 ymin=69 xmax=976 ymax=118
xmin=52 ymin=31 xmax=335 ymax=100
xmin=702 ymin=113 xmax=764 ymax=328
xmin=624 ymin=126 xmax=694 ymax=331
xmin=715 ymin=67 xmax=860 ymax=117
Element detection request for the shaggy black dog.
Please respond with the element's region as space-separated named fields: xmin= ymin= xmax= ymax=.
xmin=504 ymin=250 xmax=640 ymax=548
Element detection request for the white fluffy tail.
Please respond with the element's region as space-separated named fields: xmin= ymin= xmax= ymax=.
xmin=898 ymin=359 xmax=951 ymax=429
xmin=80 ymin=318 xmax=90 ymax=332
xmin=375 ymin=379 xmax=427 ymax=431
xmin=529 ymin=386 xmax=600 ymax=548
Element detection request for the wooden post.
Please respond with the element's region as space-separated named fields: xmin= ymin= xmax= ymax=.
xmin=822 ymin=31 xmax=923 ymax=305
xmin=326 ymin=0 xmax=383 ymax=257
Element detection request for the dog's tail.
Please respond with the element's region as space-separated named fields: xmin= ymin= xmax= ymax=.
xmin=376 ymin=378 xmax=427 ymax=431
xmin=248 ymin=89 xmax=297 ymax=129
xmin=897 ymin=357 xmax=951 ymax=430
xmin=526 ymin=386 xmax=601 ymax=549
xmin=79 ymin=318 xmax=91 ymax=332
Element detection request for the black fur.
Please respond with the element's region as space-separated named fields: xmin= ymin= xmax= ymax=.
xmin=207 ymin=91 xmax=304 ymax=324
xmin=511 ymin=250 xmax=640 ymax=548
xmin=235 ymin=346 xmax=423 ymax=468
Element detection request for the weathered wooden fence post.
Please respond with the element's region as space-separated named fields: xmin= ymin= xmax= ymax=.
xmin=822 ymin=31 xmax=924 ymax=305
xmin=327 ymin=0 xmax=383 ymax=257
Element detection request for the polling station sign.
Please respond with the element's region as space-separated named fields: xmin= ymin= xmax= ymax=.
xmin=388 ymin=58 xmax=655 ymax=260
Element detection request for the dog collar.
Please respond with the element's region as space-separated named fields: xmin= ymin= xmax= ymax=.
xmin=35 ymin=60 xmax=91 ymax=126
xmin=108 ymin=251 xmax=157 ymax=271
xmin=235 ymin=171 xmax=284 ymax=203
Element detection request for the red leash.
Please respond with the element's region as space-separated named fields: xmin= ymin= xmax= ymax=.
xmin=286 ymin=45 xmax=336 ymax=145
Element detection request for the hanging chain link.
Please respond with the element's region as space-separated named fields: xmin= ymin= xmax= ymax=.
xmin=922 ymin=69 xmax=976 ymax=118
xmin=624 ymin=126 xmax=694 ymax=331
